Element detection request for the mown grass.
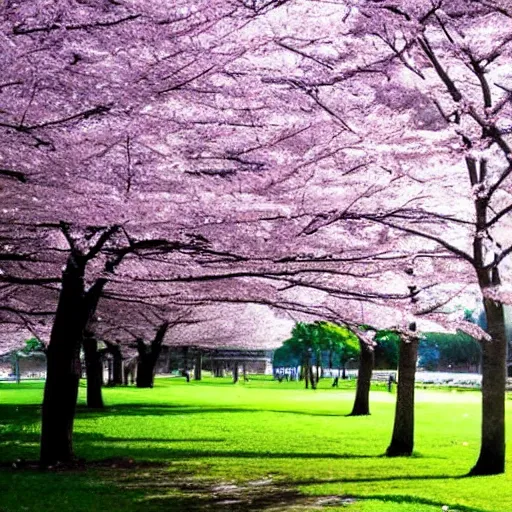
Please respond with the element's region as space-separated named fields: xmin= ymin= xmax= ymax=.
xmin=0 ymin=376 xmax=511 ymax=511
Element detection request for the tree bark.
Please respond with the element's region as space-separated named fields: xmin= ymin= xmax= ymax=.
xmin=136 ymin=322 xmax=169 ymax=388
xmin=103 ymin=341 xmax=123 ymax=386
xmin=469 ymin=160 xmax=507 ymax=475
xmin=470 ymin=298 xmax=507 ymax=475
xmin=194 ymin=352 xmax=202 ymax=380
xmin=386 ymin=337 xmax=418 ymax=457
xmin=112 ymin=346 xmax=123 ymax=385
xmin=83 ymin=337 xmax=104 ymax=409
xmin=40 ymin=257 xmax=85 ymax=466
xmin=136 ymin=341 xmax=158 ymax=388
xmin=81 ymin=277 xmax=108 ymax=404
xmin=350 ymin=340 xmax=374 ymax=416
xmin=136 ymin=351 xmax=156 ymax=388
xmin=233 ymin=360 xmax=239 ymax=383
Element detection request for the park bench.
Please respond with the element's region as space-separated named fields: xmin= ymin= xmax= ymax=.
xmin=371 ymin=371 xmax=397 ymax=383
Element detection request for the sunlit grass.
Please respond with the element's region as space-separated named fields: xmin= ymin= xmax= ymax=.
xmin=0 ymin=376 xmax=510 ymax=511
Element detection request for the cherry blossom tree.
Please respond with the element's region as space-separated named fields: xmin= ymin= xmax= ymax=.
xmin=244 ymin=0 xmax=512 ymax=474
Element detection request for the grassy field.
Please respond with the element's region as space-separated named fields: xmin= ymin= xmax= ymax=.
xmin=1 ymin=376 xmax=511 ymax=512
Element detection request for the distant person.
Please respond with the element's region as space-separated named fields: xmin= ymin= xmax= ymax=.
xmin=388 ymin=374 xmax=396 ymax=392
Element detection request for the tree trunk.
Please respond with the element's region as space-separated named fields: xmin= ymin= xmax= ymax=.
xmin=136 ymin=352 xmax=156 ymax=388
xmin=194 ymin=353 xmax=202 ymax=380
xmin=233 ymin=361 xmax=239 ymax=383
xmin=304 ymin=357 xmax=309 ymax=389
xmin=40 ymin=258 xmax=85 ymax=466
xmin=470 ymin=298 xmax=507 ymax=475
xmin=350 ymin=340 xmax=374 ymax=416
xmin=243 ymin=363 xmax=248 ymax=381
xmin=386 ymin=337 xmax=418 ymax=457
xmin=135 ymin=322 xmax=169 ymax=389
xmin=111 ymin=346 xmax=123 ymax=386
xmin=41 ymin=344 xmax=81 ymax=466
xmin=83 ymin=337 xmax=104 ymax=409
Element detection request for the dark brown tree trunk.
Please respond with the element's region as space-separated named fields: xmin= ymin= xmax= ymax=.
xmin=386 ymin=337 xmax=418 ymax=457
xmin=81 ymin=278 xmax=108 ymax=402
xmin=243 ymin=363 xmax=248 ymax=381
xmin=194 ymin=352 xmax=202 ymax=380
xmin=350 ymin=340 xmax=374 ymax=416
xmin=469 ymin=162 xmax=507 ymax=475
xmin=83 ymin=337 xmax=104 ymax=409
xmin=233 ymin=361 xmax=239 ymax=383
xmin=41 ymin=344 xmax=81 ymax=466
xmin=111 ymin=346 xmax=123 ymax=386
xmin=40 ymin=257 xmax=85 ymax=466
xmin=136 ymin=322 xmax=169 ymax=389
xmin=136 ymin=351 xmax=157 ymax=388
xmin=470 ymin=298 xmax=507 ymax=475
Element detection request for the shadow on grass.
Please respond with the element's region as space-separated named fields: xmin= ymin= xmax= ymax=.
xmin=76 ymin=403 xmax=348 ymax=419
xmin=5 ymin=438 xmax=385 ymax=462
xmin=0 ymin=402 xmax=348 ymax=424
xmin=282 ymin=473 xmax=470 ymax=487
xmin=0 ymin=404 xmax=40 ymax=421
xmin=2 ymin=430 xmax=385 ymax=465
xmin=0 ymin=404 xmax=418 ymax=466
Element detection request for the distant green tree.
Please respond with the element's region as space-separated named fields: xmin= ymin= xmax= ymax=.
xmin=22 ymin=337 xmax=45 ymax=354
xmin=419 ymin=332 xmax=481 ymax=371
xmin=373 ymin=330 xmax=400 ymax=369
xmin=273 ymin=343 xmax=301 ymax=368
xmin=276 ymin=322 xmax=360 ymax=389
xmin=319 ymin=322 xmax=360 ymax=378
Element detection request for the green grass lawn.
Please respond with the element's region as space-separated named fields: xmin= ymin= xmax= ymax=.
xmin=0 ymin=376 xmax=510 ymax=511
